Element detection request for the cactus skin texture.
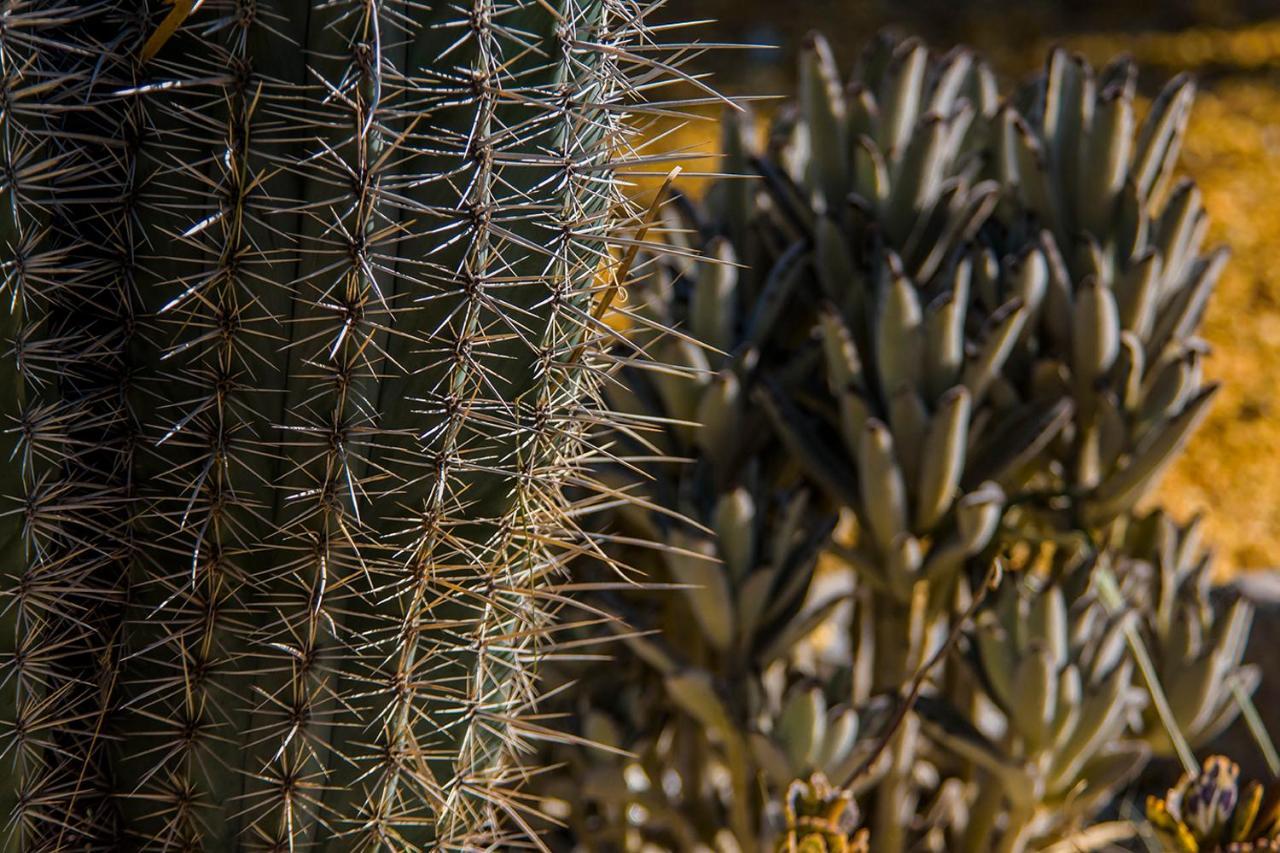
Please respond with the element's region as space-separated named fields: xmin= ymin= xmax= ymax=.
xmin=0 ymin=0 xmax=694 ymax=848
xmin=1146 ymin=756 xmax=1280 ymax=853
xmin=0 ymin=4 xmax=132 ymax=848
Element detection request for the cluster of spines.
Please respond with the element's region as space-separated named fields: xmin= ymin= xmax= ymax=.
xmin=429 ymin=4 xmax=627 ymax=842
xmin=0 ymin=0 xmax=698 ymax=850
xmin=111 ymin=1 xmax=280 ymax=848
xmin=0 ymin=1 xmax=138 ymax=848
xmin=0 ymin=1 xmax=698 ymax=851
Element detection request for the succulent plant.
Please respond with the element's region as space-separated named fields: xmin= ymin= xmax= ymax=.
xmin=1146 ymin=755 xmax=1280 ymax=852
xmin=921 ymin=561 xmax=1149 ymax=852
xmin=777 ymin=773 xmax=870 ymax=853
xmin=0 ymin=0 xmax=699 ymax=848
xmin=745 ymin=34 xmax=1222 ymax=534
xmin=606 ymin=228 xmax=838 ymax=666
xmin=1117 ymin=510 xmax=1258 ymax=755
xmin=787 ymin=33 xmax=998 ymax=280
xmin=519 ymin=27 xmax=1253 ymax=853
xmin=737 ymin=34 xmax=1069 ymax=849
xmin=759 ymin=255 xmax=1041 ymax=620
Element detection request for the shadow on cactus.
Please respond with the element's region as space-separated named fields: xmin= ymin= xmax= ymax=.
xmin=523 ymin=26 xmax=1269 ymax=853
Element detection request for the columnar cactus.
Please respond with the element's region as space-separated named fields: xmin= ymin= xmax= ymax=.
xmin=0 ymin=4 xmax=132 ymax=846
xmin=0 ymin=0 xmax=693 ymax=848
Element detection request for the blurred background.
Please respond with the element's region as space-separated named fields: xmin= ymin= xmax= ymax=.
xmin=644 ymin=0 xmax=1280 ymax=575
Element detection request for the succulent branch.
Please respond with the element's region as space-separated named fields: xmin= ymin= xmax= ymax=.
xmin=1116 ymin=510 xmax=1258 ymax=756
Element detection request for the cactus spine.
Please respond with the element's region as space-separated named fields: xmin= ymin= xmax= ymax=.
xmin=0 ymin=0 xmax=692 ymax=848
xmin=0 ymin=4 xmax=133 ymax=847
